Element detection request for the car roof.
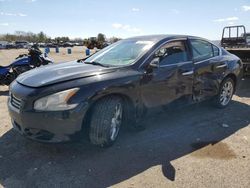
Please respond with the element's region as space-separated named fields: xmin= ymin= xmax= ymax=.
xmin=125 ymin=34 xmax=205 ymax=43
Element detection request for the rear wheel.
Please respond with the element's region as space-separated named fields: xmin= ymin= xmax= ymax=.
xmin=214 ymin=77 xmax=235 ymax=108
xmin=89 ymin=96 xmax=123 ymax=147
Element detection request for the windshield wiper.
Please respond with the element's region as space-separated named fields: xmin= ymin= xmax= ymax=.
xmin=77 ymin=58 xmax=88 ymax=63
xmin=84 ymin=61 xmax=110 ymax=68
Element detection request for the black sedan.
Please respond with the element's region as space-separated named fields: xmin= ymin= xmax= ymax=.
xmin=8 ymin=35 xmax=242 ymax=147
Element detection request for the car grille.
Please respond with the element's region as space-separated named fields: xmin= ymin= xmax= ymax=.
xmin=10 ymin=94 xmax=22 ymax=109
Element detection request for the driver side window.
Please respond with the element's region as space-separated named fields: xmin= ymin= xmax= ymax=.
xmin=156 ymin=41 xmax=188 ymax=66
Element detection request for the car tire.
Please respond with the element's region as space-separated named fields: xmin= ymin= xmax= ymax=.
xmin=213 ymin=77 xmax=235 ymax=108
xmin=89 ymin=96 xmax=123 ymax=147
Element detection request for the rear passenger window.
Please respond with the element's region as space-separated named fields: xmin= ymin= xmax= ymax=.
xmin=212 ymin=45 xmax=220 ymax=56
xmin=190 ymin=40 xmax=213 ymax=62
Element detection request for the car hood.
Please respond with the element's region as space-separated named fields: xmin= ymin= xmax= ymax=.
xmin=16 ymin=61 xmax=118 ymax=88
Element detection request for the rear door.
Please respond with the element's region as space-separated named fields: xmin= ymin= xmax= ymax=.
xmin=189 ymin=38 xmax=225 ymax=101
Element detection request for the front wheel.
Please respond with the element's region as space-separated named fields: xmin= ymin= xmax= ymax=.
xmin=1 ymin=72 xmax=16 ymax=86
xmin=89 ymin=96 xmax=124 ymax=147
xmin=214 ymin=77 xmax=235 ymax=108
xmin=13 ymin=65 xmax=31 ymax=76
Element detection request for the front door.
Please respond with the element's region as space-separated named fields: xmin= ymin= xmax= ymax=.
xmin=140 ymin=39 xmax=194 ymax=108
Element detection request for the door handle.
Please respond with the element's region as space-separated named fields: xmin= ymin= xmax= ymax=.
xmin=216 ymin=64 xmax=227 ymax=69
xmin=182 ymin=70 xmax=194 ymax=76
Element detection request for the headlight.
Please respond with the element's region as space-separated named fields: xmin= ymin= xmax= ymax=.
xmin=34 ymin=88 xmax=79 ymax=111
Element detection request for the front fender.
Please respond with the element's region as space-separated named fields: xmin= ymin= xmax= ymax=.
xmin=69 ymin=72 xmax=143 ymax=115
xmin=84 ymin=77 xmax=140 ymax=104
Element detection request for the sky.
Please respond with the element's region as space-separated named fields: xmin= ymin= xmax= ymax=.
xmin=0 ymin=0 xmax=250 ymax=40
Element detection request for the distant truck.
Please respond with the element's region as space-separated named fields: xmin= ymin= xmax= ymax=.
xmin=221 ymin=25 xmax=250 ymax=75
xmin=246 ymin=33 xmax=250 ymax=46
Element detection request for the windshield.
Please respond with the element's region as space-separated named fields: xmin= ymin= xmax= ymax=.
xmin=84 ymin=40 xmax=155 ymax=66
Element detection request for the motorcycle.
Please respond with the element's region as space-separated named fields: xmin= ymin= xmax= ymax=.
xmin=0 ymin=45 xmax=53 ymax=86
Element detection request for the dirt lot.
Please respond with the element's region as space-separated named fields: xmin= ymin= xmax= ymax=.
xmin=0 ymin=49 xmax=250 ymax=188
xmin=0 ymin=46 xmax=90 ymax=65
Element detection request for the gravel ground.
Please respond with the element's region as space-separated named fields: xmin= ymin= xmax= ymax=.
xmin=0 ymin=46 xmax=92 ymax=65
xmin=0 ymin=49 xmax=250 ymax=188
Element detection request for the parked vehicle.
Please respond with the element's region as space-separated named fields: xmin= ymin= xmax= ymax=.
xmin=15 ymin=41 xmax=31 ymax=49
xmin=38 ymin=43 xmax=46 ymax=48
xmin=0 ymin=45 xmax=53 ymax=86
xmin=61 ymin=42 xmax=74 ymax=48
xmin=0 ymin=41 xmax=8 ymax=49
xmin=221 ymin=25 xmax=250 ymax=75
xmin=45 ymin=43 xmax=57 ymax=48
xmin=0 ymin=44 xmax=5 ymax=49
xmin=5 ymin=43 xmax=16 ymax=49
xmin=8 ymin=35 xmax=242 ymax=147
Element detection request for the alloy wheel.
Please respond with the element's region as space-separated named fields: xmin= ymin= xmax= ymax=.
xmin=220 ymin=81 xmax=234 ymax=106
xmin=110 ymin=103 xmax=123 ymax=141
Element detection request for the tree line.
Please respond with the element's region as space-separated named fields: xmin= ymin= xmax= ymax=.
xmin=0 ymin=31 xmax=121 ymax=44
xmin=0 ymin=31 xmax=50 ymax=43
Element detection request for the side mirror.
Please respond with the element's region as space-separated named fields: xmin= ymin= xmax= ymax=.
xmin=149 ymin=58 xmax=160 ymax=68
